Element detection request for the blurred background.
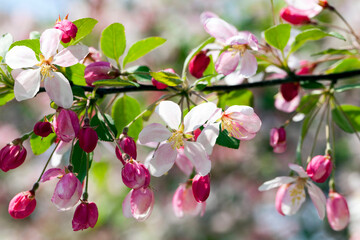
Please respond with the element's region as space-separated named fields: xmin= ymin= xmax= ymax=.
xmin=0 ymin=0 xmax=360 ymax=239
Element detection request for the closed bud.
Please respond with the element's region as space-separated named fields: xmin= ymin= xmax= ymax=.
xmin=280 ymin=82 xmax=300 ymax=102
xmin=270 ymin=127 xmax=287 ymax=153
xmin=72 ymin=202 xmax=99 ymax=231
xmin=8 ymin=191 xmax=36 ymax=219
xmin=115 ymin=135 xmax=137 ymax=163
xmin=189 ymin=51 xmax=210 ymax=78
xmin=192 ymin=174 xmax=210 ymax=203
xmin=84 ymin=61 xmax=118 ymax=86
xmin=53 ymin=108 xmax=80 ymax=142
xmin=54 ymin=15 xmax=78 ymax=43
xmin=33 ymin=121 xmax=53 ymax=137
xmin=306 ymin=155 xmax=332 ymax=183
xmin=327 ymin=191 xmax=350 ymax=231
xmin=151 ymin=68 xmax=175 ymax=89
xmin=280 ymin=7 xmax=311 ymax=25
xmin=122 ymin=160 xmax=150 ymax=189
xmin=0 ymin=142 xmax=27 ymax=172
xmin=79 ymin=124 xmax=98 ymax=153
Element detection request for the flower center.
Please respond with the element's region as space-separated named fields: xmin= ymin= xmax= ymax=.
xmin=289 ymin=179 xmax=306 ymax=206
xmin=230 ymin=44 xmax=247 ymax=56
xmin=168 ymin=130 xmax=185 ymax=150
xmin=221 ymin=114 xmax=244 ymax=138
xmin=36 ymin=54 xmax=57 ymax=79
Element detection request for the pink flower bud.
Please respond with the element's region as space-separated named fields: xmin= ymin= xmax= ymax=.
xmin=173 ymin=184 xmax=206 ymax=218
xmin=53 ymin=108 xmax=80 ymax=142
xmin=84 ymin=61 xmax=118 ymax=86
xmin=151 ymin=68 xmax=175 ymax=89
xmin=33 ymin=121 xmax=53 ymax=137
xmin=122 ymin=160 xmax=150 ymax=189
xmin=8 ymin=191 xmax=36 ymax=219
xmin=189 ymin=51 xmax=211 ymax=78
xmin=270 ymin=127 xmax=287 ymax=153
xmin=280 ymin=82 xmax=300 ymax=102
xmin=306 ymin=155 xmax=332 ymax=183
xmin=122 ymin=187 xmax=154 ymax=221
xmin=192 ymin=174 xmax=210 ymax=203
xmin=326 ymin=191 xmax=350 ymax=231
xmin=0 ymin=142 xmax=27 ymax=172
xmin=78 ymin=125 xmax=98 ymax=153
xmin=115 ymin=135 xmax=137 ymax=163
xmin=52 ymin=173 xmax=83 ymax=210
xmin=72 ymin=202 xmax=99 ymax=231
xmin=296 ymin=60 xmax=316 ymax=75
xmin=280 ymin=7 xmax=311 ymax=25
xmin=54 ymin=15 xmax=78 ymax=43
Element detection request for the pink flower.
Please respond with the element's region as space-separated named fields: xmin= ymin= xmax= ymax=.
xmin=53 ymin=108 xmax=80 ymax=142
xmin=151 ymin=68 xmax=174 ymax=89
xmin=280 ymin=7 xmax=311 ymax=25
xmin=270 ymin=127 xmax=287 ymax=153
xmin=275 ymin=92 xmax=301 ymax=113
xmin=8 ymin=191 xmax=36 ymax=219
xmin=175 ymin=147 xmax=194 ymax=176
xmin=326 ymin=191 xmax=350 ymax=231
xmin=72 ymin=202 xmax=99 ymax=231
xmin=122 ymin=187 xmax=154 ymax=221
xmin=5 ymin=29 xmax=88 ymax=108
xmin=189 ymin=51 xmax=210 ymax=78
xmin=54 ymin=15 xmax=78 ymax=43
xmin=201 ymin=12 xmax=258 ymax=77
xmin=139 ymin=100 xmax=218 ymax=177
xmin=284 ymin=0 xmax=325 ymax=18
xmin=78 ymin=124 xmax=98 ymax=153
xmin=306 ymin=155 xmax=333 ymax=183
xmin=33 ymin=121 xmax=53 ymax=137
xmin=259 ymin=164 xmax=326 ymax=218
xmin=173 ymin=184 xmax=206 ymax=218
xmin=122 ymin=160 xmax=150 ymax=189
xmin=84 ymin=61 xmax=119 ymax=86
xmin=115 ymin=134 xmax=137 ymax=163
xmin=0 ymin=142 xmax=27 ymax=172
xmin=192 ymin=174 xmax=210 ymax=203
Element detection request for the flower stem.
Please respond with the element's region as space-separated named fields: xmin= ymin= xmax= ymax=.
xmin=82 ymin=153 xmax=90 ymax=201
xmin=36 ymin=141 xmax=61 ymax=183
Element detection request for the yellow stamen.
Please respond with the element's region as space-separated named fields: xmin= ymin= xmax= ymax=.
xmin=168 ymin=130 xmax=185 ymax=150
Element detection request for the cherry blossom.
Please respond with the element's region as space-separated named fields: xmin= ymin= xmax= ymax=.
xmin=173 ymin=183 xmax=206 ymax=218
xmin=122 ymin=187 xmax=154 ymax=221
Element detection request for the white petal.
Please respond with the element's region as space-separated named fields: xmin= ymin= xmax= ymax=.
xmin=5 ymin=46 xmax=38 ymax=69
xmin=155 ymin=101 xmax=181 ymax=130
xmin=53 ymin=45 xmax=89 ymax=67
xmin=238 ymin=51 xmax=257 ymax=78
xmin=138 ymin=123 xmax=171 ymax=144
xmin=122 ymin=190 xmax=134 ymax=218
xmin=307 ymin=181 xmax=326 ymax=219
xmin=224 ymin=71 xmax=245 ymax=86
xmin=281 ymin=182 xmax=306 ymax=215
xmin=196 ymin=122 xmax=220 ymax=155
xmin=258 ymin=176 xmax=295 ymax=191
xmin=184 ymin=142 xmax=211 ymax=176
xmin=203 ymin=18 xmax=238 ymax=43
xmin=288 ymin=163 xmax=308 ymax=178
xmin=225 ymin=105 xmax=254 ymax=115
xmin=40 ymin=29 xmax=62 ymax=59
xmin=13 ymin=69 xmax=41 ymax=101
xmin=44 ymin=72 xmax=73 ymax=108
xmin=149 ymin=143 xmax=177 ymax=177
xmin=184 ymin=102 xmax=218 ymax=133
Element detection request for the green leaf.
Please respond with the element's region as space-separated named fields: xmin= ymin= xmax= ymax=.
xmin=112 ymin=95 xmax=142 ymax=139
xmin=90 ymin=112 xmax=118 ymax=141
xmin=123 ymin=37 xmax=166 ymax=67
xmin=92 ymin=78 xmax=139 ymax=87
xmin=126 ymin=65 xmax=152 ymax=82
xmin=332 ymin=105 xmax=360 ymax=133
xmin=256 ymin=61 xmax=271 ymax=74
xmin=63 ymin=18 xmax=98 ymax=47
xmin=30 ymin=132 xmax=57 ymax=155
xmin=64 ymin=63 xmax=87 ymax=86
xmin=217 ymin=90 xmax=254 ymax=109
xmin=296 ymin=107 xmax=317 ymax=163
xmin=290 ymin=28 xmax=345 ymax=54
xmin=311 ymin=48 xmax=355 ymax=56
xmin=193 ymin=74 xmax=216 ymax=91
xmin=300 ymin=81 xmax=325 ymax=89
xmin=100 ymin=23 xmax=126 ymax=61
xmin=72 ymin=141 xmax=93 ymax=182
xmin=335 ymin=83 xmax=360 ymax=93
xmin=264 ymin=24 xmax=291 ymax=51
xmin=10 ymin=39 xmax=40 ymax=56
xmin=0 ymin=33 xmax=13 ymax=58
xmin=296 ymin=94 xmax=321 ymax=114
xmin=326 ymin=58 xmax=360 ymax=74
xmin=71 ymin=86 xmax=86 ymax=98
xmin=0 ymin=89 xmax=14 ymax=106
xmin=202 ymin=55 xmax=215 ymax=76
xmin=150 ymin=71 xmax=183 ymax=86
xmin=215 ymin=128 xmax=240 ymax=149
xmin=182 ymin=37 xmax=215 ymax=77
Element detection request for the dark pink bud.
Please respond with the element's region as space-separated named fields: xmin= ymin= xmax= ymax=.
xmin=115 ymin=135 xmax=137 ymax=162
xmin=189 ymin=51 xmax=210 ymax=78
xmin=53 ymin=108 xmax=80 ymax=142
xmin=306 ymin=155 xmax=332 ymax=183
xmin=33 ymin=121 xmax=53 ymax=137
xmin=122 ymin=160 xmax=150 ymax=189
xmin=280 ymin=82 xmax=300 ymax=102
xmin=280 ymin=7 xmax=311 ymax=25
xmin=72 ymin=202 xmax=99 ymax=231
xmin=52 ymin=173 xmax=83 ymax=210
xmin=0 ymin=142 xmax=27 ymax=172
xmin=193 ymin=128 xmax=202 ymax=141
xmin=151 ymin=68 xmax=175 ymax=89
xmin=270 ymin=127 xmax=287 ymax=153
xmin=8 ymin=191 xmax=36 ymax=219
xmin=327 ymin=191 xmax=350 ymax=231
xmin=79 ymin=125 xmax=98 ymax=153
xmin=54 ymin=15 xmax=78 ymax=43
xmin=84 ymin=61 xmax=118 ymax=86
xmin=192 ymin=174 xmax=210 ymax=203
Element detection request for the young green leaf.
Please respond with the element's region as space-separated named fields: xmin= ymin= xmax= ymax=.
xmin=126 ymin=65 xmax=152 ymax=82
xmin=0 ymin=89 xmax=14 ymax=106
xmin=332 ymin=104 xmax=360 ymax=133
xmin=92 ymin=79 xmax=140 ymax=87
xmin=300 ymin=81 xmax=325 ymax=89
xmin=91 ymin=112 xmax=117 ymax=142
xmin=64 ymin=63 xmax=86 ymax=86
xmin=296 ymin=94 xmax=321 ymax=114
xmin=150 ymin=71 xmax=183 ymax=86
xmin=264 ymin=24 xmax=291 ymax=51
xmin=72 ymin=141 xmax=93 ymax=182
xmin=335 ymin=83 xmax=360 ymax=93
xmin=63 ymin=18 xmax=98 ymax=47
xmin=10 ymin=39 xmax=40 ymax=56
xmin=217 ymin=89 xmax=254 ymax=109
xmin=100 ymin=23 xmax=126 ymax=61
xmin=30 ymin=132 xmax=57 ymax=155
xmin=311 ymin=48 xmax=355 ymax=56
xmin=326 ymin=58 xmax=360 ymax=74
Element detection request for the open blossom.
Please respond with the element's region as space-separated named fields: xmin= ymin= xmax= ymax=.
xmin=270 ymin=127 xmax=287 ymax=153
xmin=5 ymin=28 xmax=88 ymax=108
xmin=122 ymin=187 xmax=154 ymax=221
xmin=259 ymin=163 xmax=326 ymax=218
xmin=202 ymin=12 xmax=258 ymax=77
xmin=8 ymin=191 xmax=37 ymax=219
xmin=0 ymin=142 xmax=27 ymax=172
xmin=72 ymin=202 xmax=99 ymax=231
xmin=139 ymin=100 xmax=218 ymax=177
xmin=173 ymin=183 xmax=206 ymax=218
xmin=326 ymin=191 xmax=350 ymax=231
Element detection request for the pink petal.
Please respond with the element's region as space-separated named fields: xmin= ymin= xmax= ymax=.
xmin=280 ymin=182 xmax=306 ymax=215
xmin=5 ymin=46 xmax=38 ymax=69
xmin=288 ymin=163 xmax=308 ymax=178
xmin=13 ymin=69 xmax=41 ymax=101
xmin=51 ymin=173 xmax=82 ymax=211
xmin=203 ymin=18 xmax=238 ymax=43
xmin=184 ymin=142 xmax=211 ymax=176
xmin=149 ymin=143 xmax=177 ymax=177
xmin=258 ymin=176 xmax=295 ymax=191
xmin=40 ymin=168 xmax=65 ymax=182
xmin=238 ymin=51 xmax=257 ymax=78
xmin=53 ymin=45 xmax=89 ymax=67
xmin=307 ymin=181 xmax=326 ymax=219
xmin=40 ymin=29 xmax=62 ymax=59
xmin=215 ymin=51 xmax=240 ymax=75
xmin=196 ymin=122 xmax=220 ymax=155
xmin=175 ymin=148 xmax=194 ymax=176
xmin=225 ymin=106 xmax=262 ymax=133
xmin=138 ymin=123 xmax=171 ymax=144
xmin=184 ymin=102 xmax=218 ymax=133
xmin=122 ymin=190 xmax=133 ymax=218
xmin=155 ymin=101 xmax=181 ymax=130
xmin=44 ymin=72 xmax=73 ymax=109
xmin=285 ymin=0 xmax=323 ymax=17
xmin=275 ymin=93 xmax=300 ymax=113
xmin=130 ymin=187 xmax=154 ymax=221
xmin=200 ymin=11 xmax=219 ymax=25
